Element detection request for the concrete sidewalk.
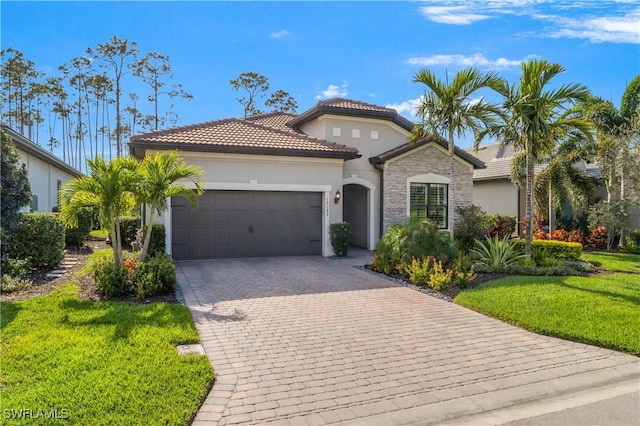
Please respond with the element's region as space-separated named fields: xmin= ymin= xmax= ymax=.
xmin=177 ymin=252 xmax=640 ymax=425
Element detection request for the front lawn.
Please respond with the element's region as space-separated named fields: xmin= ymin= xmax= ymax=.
xmin=581 ymin=251 xmax=640 ymax=273
xmin=454 ymin=274 xmax=640 ymax=355
xmin=0 ymin=283 xmax=213 ymax=425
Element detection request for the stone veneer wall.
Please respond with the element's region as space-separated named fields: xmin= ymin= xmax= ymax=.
xmin=383 ymin=144 xmax=474 ymax=231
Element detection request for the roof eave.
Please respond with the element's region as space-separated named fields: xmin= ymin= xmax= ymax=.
xmin=288 ymin=106 xmax=414 ymax=131
xmin=128 ymin=141 xmax=360 ymax=160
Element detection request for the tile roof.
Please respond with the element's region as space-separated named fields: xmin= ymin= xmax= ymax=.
xmin=129 ymin=118 xmax=359 ymax=159
xmin=370 ymin=135 xmax=485 ymax=169
xmin=317 ymin=98 xmax=400 ymax=114
xmin=245 ymin=112 xmax=300 ymax=133
xmin=467 ymin=142 xmax=547 ymax=180
xmin=287 ymin=98 xmax=415 ymax=131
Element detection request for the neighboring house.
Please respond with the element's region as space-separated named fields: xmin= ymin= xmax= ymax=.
xmin=466 ymin=143 xmax=526 ymax=221
xmin=129 ymin=98 xmax=485 ymax=260
xmin=467 ymin=142 xmax=640 ymax=233
xmin=2 ymin=123 xmax=82 ymax=213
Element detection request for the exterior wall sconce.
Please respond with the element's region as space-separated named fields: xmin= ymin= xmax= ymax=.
xmin=334 ymin=189 xmax=341 ymax=204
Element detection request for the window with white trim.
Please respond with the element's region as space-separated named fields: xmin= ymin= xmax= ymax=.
xmin=409 ymin=183 xmax=448 ymax=228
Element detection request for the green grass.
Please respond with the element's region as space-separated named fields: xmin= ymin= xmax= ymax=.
xmin=581 ymin=251 xmax=640 ymax=273
xmin=89 ymin=229 xmax=109 ymax=240
xmin=0 ymin=283 xmax=213 ymax=425
xmin=455 ymin=274 xmax=640 ymax=355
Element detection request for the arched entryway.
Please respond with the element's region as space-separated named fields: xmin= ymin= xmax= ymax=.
xmin=343 ymin=183 xmax=370 ymax=249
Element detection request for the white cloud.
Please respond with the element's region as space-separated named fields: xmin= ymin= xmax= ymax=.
xmin=386 ymin=97 xmax=423 ymax=121
xmin=416 ymin=1 xmax=640 ymax=44
xmin=315 ymin=82 xmax=349 ymax=100
xmin=418 ymin=6 xmax=490 ymax=25
xmin=407 ymin=53 xmax=537 ymax=70
xmin=544 ymin=9 xmax=640 ymax=44
xmin=270 ymin=30 xmax=289 ymax=40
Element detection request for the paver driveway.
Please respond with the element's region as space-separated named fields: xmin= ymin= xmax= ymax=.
xmin=177 ymin=252 xmax=640 ymax=425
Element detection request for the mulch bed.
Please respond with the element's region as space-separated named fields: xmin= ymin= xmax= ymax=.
xmin=1 ymin=240 xmax=178 ymax=304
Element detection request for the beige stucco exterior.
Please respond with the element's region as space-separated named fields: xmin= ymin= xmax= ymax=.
xmin=299 ymin=114 xmax=410 ymax=249
xmin=472 ymin=179 xmax=522 ymax=217
xmin=147 ymin=149 xmax=344 ymax=257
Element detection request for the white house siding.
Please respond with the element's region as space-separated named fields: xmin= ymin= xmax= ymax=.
xmin=17 ymin=149 xmax=77 ymax=212
xmin=383 ymin=143 xmax=474 ymax=231
xmin=149 ymin=150 xmax=345 ymax=257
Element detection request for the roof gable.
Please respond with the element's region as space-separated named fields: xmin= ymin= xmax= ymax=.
xmin=370 ymin=135 xmax=485 ymax=169
xmin=129 ymin=118 xmax=359 ymax=160
xmin=287 ymin=98 xmax=414 ymax=131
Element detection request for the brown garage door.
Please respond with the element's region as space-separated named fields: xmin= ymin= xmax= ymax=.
xmin=171 ymin=190 xmax=322 ymax=260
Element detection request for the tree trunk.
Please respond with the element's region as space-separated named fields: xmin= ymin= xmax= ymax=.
xmin=112 ymin=220 xmax=123 ymax=266
xmin=448 ymin=128 xmax=455 ymax=241
xmin=525 ymin=136 xmax=534 ymax=260
xmin=138 ymin=208 xmax=155 ymax=262
xmin=548 ymin=180 xmax=555 ymax=235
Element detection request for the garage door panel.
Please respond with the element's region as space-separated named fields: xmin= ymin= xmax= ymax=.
xmin=172 ymin=190 xmax=322 ymax=260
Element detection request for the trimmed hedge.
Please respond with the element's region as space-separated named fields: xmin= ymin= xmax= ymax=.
xmin=65 ymin=207 xmax=93 ymax=248
xmin=513 ymin=239 xmax=583 ymax=260
xmin=148 ymin=225 xmax=166 ymax=257
xmin=330 ymin=222 xmax=351 ymax=257
xmin=119 ymin=216 xmax=141 ymax=248
xmin=4 ymin=213 xmax=65 ymax=267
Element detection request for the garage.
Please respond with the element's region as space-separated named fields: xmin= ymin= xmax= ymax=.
xmin=171 ymin=190 xmax=323 ymax=260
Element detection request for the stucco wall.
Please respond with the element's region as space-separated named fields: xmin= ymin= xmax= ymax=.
xmin=17 ymin=149 xmax=77 ymax=212
xmin=300 ymin=114 xmax=410 ymax=248
xmin=472 ymin=179 xmax=520 ymax=217
xmin=149 ymin=149 xmax=345 ymax=257
xmin=382 ymin=143 xmax=474 ymax=231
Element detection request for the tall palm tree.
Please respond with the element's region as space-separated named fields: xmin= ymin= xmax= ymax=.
xmin=478 ymin=59 xmax=592 ymax=259
xmin=135 ymin=151 xmax=204 ymax=262
xmin=59 ymin=156 xmax=139 ymax=266
xmin=411 ymin=68 xmax=503 ymax=238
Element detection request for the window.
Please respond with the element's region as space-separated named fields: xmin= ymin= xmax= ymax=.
xmin=56 ymin=179 xmax=62 ymax=208
xmin=352 ymin=129 xmax=360 ymax=138
xmin=370 ymin=130 xmax=379 ymax=140
xmin=409 ymin=183 xmax=448 ymax=228
xmin=332 ymin=127 xmax=341 ymax=137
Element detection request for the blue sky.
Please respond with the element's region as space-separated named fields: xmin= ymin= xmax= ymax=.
xmin=2 ymin=0 xmax=639 ymax=153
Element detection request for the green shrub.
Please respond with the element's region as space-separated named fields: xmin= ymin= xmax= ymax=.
xmin=118 ymin=216 xmax=141 ymax=248
xmin=454 ymin=204 xmax=491 ymax=253
xmin=131 ymin=254 xmax=176 ymax=298
xmin=623 ymin=230 xmax=640 ymax=254
xmin=1 ymin=275 xmax=33 ymax=293
xmin=563 ymin=260 xmax=598 ymax=273
xmin=513 ymin=239 xmax=583 ymax=260
xmin=65 ymin=207 xmax=93 ymax=248
xmin=148 ymin=225 xmax=167 ymax=257
xmin=531 ymin=246 xmax=561 ymax=267
xmin=472 ymin=235 xmax=523 ymax=268
xmin=474 ymin=263 xmax=579 ymax=276
xmin=1 ymin=256 xmax=30 ymax=278
xmin=93 ymin=258 xmax=131 ymax=298
xmin=3 ymin=213 xmax=65 ymax=267
xmin=376 ymin=220 xmax=455 ymax=275
xmin=329 ymin=222 xmax=351 ymax=257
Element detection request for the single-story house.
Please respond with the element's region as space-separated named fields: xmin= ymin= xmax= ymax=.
xmin=467 ymin=142 xmax=640 ymax=233
xmin=2 ymin=123 xmax=82 ymax=213
xmin=129 ymin=98 xmax=485 ymax=260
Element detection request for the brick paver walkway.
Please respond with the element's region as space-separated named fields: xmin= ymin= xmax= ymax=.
xmin=177 ymin=252 xmax=640 ymax=425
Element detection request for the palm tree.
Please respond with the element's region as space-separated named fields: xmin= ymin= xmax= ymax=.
xmin=585 ymin=76 xmax=640 ymax=245
xmin=478 ymin=59 xmax=592 ymax=259
xmin=511 ymin=131 xmax=595 ymax=234
xmin=411 ymin=68 xmax=503 ymax=238
xmin=59 ymin=156 xmax=139 ymax=266
xmin=135 ymin=151 xmax=204 ymax=262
